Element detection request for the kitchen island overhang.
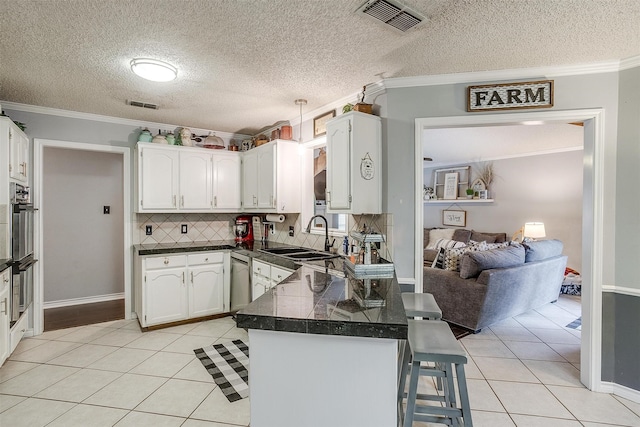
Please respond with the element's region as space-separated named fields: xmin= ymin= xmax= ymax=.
xmin=236 ymin=261 xmax=407 ymax=427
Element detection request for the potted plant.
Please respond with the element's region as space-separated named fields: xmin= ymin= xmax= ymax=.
xmin=465 ymin=187 xmax=474 ymax=199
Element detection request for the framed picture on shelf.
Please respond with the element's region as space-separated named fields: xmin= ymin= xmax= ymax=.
xmin=313 ymin=110 xmax=336 ymax=138
xmin=442 ymin=209 xmax=466 ymax=227
xmin=443 ymin=172 xmax=459 ymax=200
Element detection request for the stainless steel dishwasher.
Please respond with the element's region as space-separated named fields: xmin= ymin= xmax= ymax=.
xmin=230 ymin=251 xmax=251 ymax=312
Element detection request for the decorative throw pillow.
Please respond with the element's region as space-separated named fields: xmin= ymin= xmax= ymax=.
xmin=433 ymin=238 xmax=466 ymax=251
xmin=523 ymin=239 xmax=563 ymax=262
xmin=485 ymin=241 xmax=511 ymax=250
xmin=470 ymin=231 xmax=498 ymax=244
xmin=459 ymin=244 xmax=526 ymax=279
xmin=451 ymin=229 xmax=472 ymax=244
xmin=443 ymin=241 xmax=487 ymax=272
xmin=425 ymin=228 xmax=455 ymax=249
xmin=431 ymin=247 xmax=446 ymax=269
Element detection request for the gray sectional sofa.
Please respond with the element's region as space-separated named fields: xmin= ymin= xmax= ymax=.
xmin=422 ymin=233 xmax=567 ymax=332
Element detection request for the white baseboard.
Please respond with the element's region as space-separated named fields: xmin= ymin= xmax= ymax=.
xmin=396 ymin=277 xmax=415 ymax=286
xmin=43 ymin=293 xmax=124 ymax=309
xmin=601 ymin=285 xmax=640 ymax=298
xmin=600 ymin=381 xmax=640 ymax=404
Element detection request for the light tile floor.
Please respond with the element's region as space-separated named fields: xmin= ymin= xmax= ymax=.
xmin=0 ymin=295 xmax=639 ymax=426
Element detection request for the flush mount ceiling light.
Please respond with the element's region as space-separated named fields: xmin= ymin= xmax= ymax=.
xmin=130 ymin=58 xmax=177 ymax=82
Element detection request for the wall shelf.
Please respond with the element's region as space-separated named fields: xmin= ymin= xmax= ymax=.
xmin=424 ymin=199 xmax=494 ymax=204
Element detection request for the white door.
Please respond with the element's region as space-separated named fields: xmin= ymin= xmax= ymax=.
xmin=189 ymin=263 xmax=225 ymax=317
xmin=326 ymin=118 xmax=351 ymax=210
xmin=140 ymin=146 xmax=178 ymax=210
xmin=145 ymin=268 xmax=188 ymax=326
xmin=242 ymin=151 xmax=258 ymax=208
xmin=213 ymin=153 xmax=241 ymax=209
xmin=179 ymin=151 xmax=212 ymax=209
xmin=256 ymin=145 xmax=275 ymax=209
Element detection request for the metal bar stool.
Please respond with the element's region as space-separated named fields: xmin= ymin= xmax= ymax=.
xmin=400 ymin=319 xmax=472 ymax=427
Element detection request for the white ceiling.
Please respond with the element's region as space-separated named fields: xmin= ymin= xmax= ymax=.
xmin=1 ymin=0 xmax=639 ymax=135
xmin=422 ymin=123 xmax=584 ymax=168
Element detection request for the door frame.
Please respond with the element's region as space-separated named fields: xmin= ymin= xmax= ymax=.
xmin=33 ymin=139 xmax=132 ymax=335
xmin=414 ymin=109 xmax=605 ymax=392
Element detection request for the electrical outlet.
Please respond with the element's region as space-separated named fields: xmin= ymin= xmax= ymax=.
xmin=181 ymin=224 xmax=188 ymax=234
xmin=288 ymin=225 xmax=294 ymax=237
xmin=145 ymin=225 xmax=152 ymax=235
xmin=103 ymin=206 xmax=110 ymax=214
xmin=269 ymin=224 xmax=275 ymax=235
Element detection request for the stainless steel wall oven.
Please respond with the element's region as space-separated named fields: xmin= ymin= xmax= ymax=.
xmin=10 ymin=182 xmax=36 ymax=326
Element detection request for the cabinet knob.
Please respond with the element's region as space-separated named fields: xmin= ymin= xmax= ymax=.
xmin=164 ymin=258 xmax=169 ymax=265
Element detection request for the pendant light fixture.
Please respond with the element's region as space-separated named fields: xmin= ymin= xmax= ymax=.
xmin=130 ymin=58 xmax=177 ymax=82
xmin=294 ymin=99 xmax=307 ymax=142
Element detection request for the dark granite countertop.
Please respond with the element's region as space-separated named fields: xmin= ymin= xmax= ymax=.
xmin=236 ymin=260 xmax=408 ymax=340
xmin=134 ymin=240 xmax=302 ymax=270
xmin=134 ymin=240 xmax=408 ymax=339
xmin=0 ymin=258 xmax=12 ymax=272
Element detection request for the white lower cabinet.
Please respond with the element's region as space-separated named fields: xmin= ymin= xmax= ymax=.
xmin=135 ymin=251 xmax=230 ymax=328
xmin=188 ymin=253 xmax=225 ymax=318
xmin=0 ymin=267 xmax=10 ymax=366
xmin=251 ymin=260 xmax=293 ymax=301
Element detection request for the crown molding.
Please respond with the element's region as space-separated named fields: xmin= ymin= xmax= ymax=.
xmin=620 ymin=55 xmax=640 ymax=71
xmin=381 ymin=60 xmax=628 ymax=90
xmin=0 ymin=101 xmax=251 ymax=140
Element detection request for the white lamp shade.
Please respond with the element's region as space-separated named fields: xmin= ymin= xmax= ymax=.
xmin=523 ymin=222 xmax=546 ymax=239
xmin=130 ymin=58 xmax=177 ymax=82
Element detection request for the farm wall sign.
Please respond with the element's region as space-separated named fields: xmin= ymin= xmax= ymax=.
xmin=467 ymin=80 xmax=554 ymax=112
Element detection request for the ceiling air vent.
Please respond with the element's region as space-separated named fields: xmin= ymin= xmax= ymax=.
xmin=127 ymin=100 xmax=159 ymax=110
xmin=357 ymin=0 xmax=425 ymax=33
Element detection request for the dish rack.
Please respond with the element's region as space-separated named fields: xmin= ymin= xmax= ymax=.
xmin=344 ymin=231 xmax=394 ymax=278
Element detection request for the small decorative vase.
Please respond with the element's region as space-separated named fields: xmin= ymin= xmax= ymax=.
xmin=138 ymin=128 xmax=153 ymax=142
xmin=152 ymin=130 xmax=167 ymax=144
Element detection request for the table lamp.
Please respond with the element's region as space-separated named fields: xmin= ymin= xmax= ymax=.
xmin=512 ymin=222 xmax=546 ymax=242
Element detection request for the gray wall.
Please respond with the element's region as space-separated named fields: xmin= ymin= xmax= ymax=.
xmin=600 ymin=64 xmax=640 ymax=390
xmin=383 ymin=72 xmax=619 ymax=282
xmin=424 ymin=150 xmax=583 ymax=271
xmin=43 ymin=147 xmax=124 ymax=302
xmin=602 ymin=293 xmax=640 ymax=390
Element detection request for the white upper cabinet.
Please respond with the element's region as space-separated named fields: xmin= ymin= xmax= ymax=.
xmin=1 ymin=118 xmax=30 ymax=184
xmin=326 ymin=111 xmax=382 ymax=214
xmin=212 ymin=152 xmax=241 ymax=210
xmin=242 ymin=139 xmax=301 ymax=213
xmin=179 ymin=150 xmax=213 ymax=210
xmin=136 ymin=143 xmax=241 ymax=213
xmin=138 ymin=145 xmax=179 ymax=210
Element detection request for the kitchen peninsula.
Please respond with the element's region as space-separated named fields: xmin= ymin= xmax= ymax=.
xmin=236 ymin=260 xmax=407 ymax=427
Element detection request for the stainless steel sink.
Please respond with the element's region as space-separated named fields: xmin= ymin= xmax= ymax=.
xmin=259 ymin=247 xmax=309 ymax=255
xmin=259 ymin=247 xmax=339 ymax=261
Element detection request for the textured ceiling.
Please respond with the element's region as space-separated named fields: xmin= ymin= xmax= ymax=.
xmin=1 ymin=0 xmax=639 ymax=135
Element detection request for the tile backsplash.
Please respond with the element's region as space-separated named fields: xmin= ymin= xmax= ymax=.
xmin=134 ymin=212 xmax=393 ymax=260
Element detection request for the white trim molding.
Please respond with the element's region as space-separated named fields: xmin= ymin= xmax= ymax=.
xmin=33 ymin=138 xmax=133 ymax=336
xmin=43 ymin=293 xmax=125 ymax=310
xmin=1 ymin=101 xmax=251 ymax=141
xmin=602 ymin=285 xmax=640 ymax=298
xmin=415 ymin=108 xmax=606 ymax=395
xmin=600 ymin=382 xmax=640 ymax=404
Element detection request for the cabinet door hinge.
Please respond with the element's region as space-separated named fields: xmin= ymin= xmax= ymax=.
xmin=348 ymin=122 xmax=352 ymax=132
xmin=349 ymin=195 xmax=352 ymax=203
xmin=144 ymin=275 xmax=146 ymax=283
